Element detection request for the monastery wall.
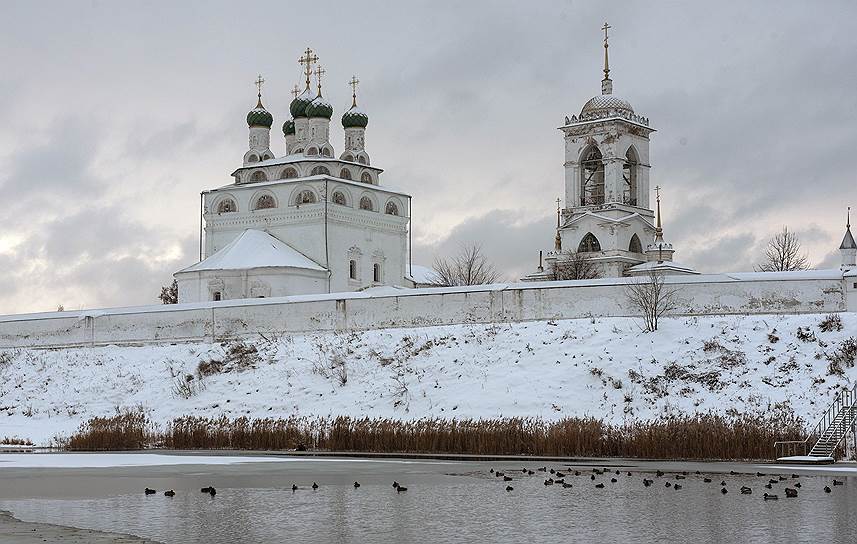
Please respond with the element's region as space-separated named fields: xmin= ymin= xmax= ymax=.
xmin=0 ymin=271 xmax=850 ymax=350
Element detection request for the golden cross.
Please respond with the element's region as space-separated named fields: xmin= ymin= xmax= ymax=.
xmin=291 ymin=85 xmax=300 ymax=99
xmin=299 ymin=47 xmax=318 ymax=88
xmin=654 ymin=185 xmax=661 ymax=201
xmin=315 ymin=65 xmax=326 ymax=94
xmin=254 ymin=75 xmax=265 ymax=97
xmin=602 ymin=22 xmax=611 ymax=81
xmin=602 ymin=22 xmax=611 ymax=43
xmin=349 ymin=75 xmax=360 ymax=107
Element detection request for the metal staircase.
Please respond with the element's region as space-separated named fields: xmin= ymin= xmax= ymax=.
xmin=775 ymin=383 xmax=857 ymax=461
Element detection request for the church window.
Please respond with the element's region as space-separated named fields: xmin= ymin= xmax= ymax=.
xmin=580 ymin=146 xmax=604 ymax=206
xmin=321 ymin=147 xmax=332 ymax=157
xmin=339 ymin=168 xmax=352 ymax=180
xmin=332 ymin=191 xmax=347 ymax=206
xmin=296 ymin=190 xmax=316 ymax=205
xmin=360 ymin=172 xmax=373 ymax=183
xmin=307 ymin=147 xmax=318 ymax=155
xmin=578 ymin=232 xmax=601 ymax=253
xmin=294 ymin=148 xmax=304 ymax=154
xmin=261 ymin=153 xmax=272 ymax=161
xmin=629 ymin=233 xmax=643 ymax=253
xmin=217 ymin=199 xmax=237 ymax=213
xmin=247 ymin=154 xmax=259 ymax=163
xmin=357 ymin=155 xmax=367 ymax=165
xmin=250 ymin=170 xmax=268 ymax=182
xmin=349 ymin=259 xmax=358 ymax=280
xmin=254 ymin=194 xmax=276 ymax=210
xmin=343 ymin=153 xmax=354 ymax=162
xmin=373 ymin=263 xmax=382 ymax=283
xmin=359 ymin=196 xmax=374 ymax=211
xmin=385 ymin=201 xmax=399 ymax=216
xmin=281 ymin=167 xmax=298 ymax=179
xmin=213 ymin=291 xmax=222 ymax=301
xmin=623 ymin=147 xmax=639 ymax=206
xmin=310 ymin=165 xmax=331 ymax=176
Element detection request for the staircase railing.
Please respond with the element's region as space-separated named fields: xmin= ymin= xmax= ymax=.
xmin=774 ymin=382 xmax=857 ymax=459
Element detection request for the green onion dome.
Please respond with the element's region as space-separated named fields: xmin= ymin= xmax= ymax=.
xmin=246 ymin=99 xmax=273 ymax=128
xmin=282 ymin=118 xmax=295 ymax=136
xmin=306 ymin=94 xmax=334 ymax=119
xmin=290 ymin=89 xmax=314 ymax=118
xmin=342 ymin=105 xmax=368 ymax=128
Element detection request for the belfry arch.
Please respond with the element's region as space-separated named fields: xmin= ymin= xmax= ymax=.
xmin=580 ymin=145 xmax=605 ymax=206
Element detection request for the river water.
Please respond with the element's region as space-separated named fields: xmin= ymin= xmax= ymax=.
xmin=1 ymin=456 xmax=856 ymax=543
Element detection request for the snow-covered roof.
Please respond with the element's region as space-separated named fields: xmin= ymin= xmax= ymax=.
xmin=232 ymin=153 xmax=383 ymax=174
xmin=841 ymin=226 xmax=856 ymax=250
xmin=406 ymin=264 xmax=440 ymax=285
xmin=208 ymin=174 xmax=411 ymax=199
xmin=627 ymin=260 xmax=699 ymax=275
xmin=176 ymin=229 xmax=326 ymax=274
xmin=565 ymin=210 xmax=654 ymax=230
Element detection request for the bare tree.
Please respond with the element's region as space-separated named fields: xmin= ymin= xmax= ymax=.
xmin=756 ymin=226 xmax=809 ymax=272
xmin=624 ymin=269 xmax=681 ymax=332
xmin=549 ymin=251 xmax=601 ymax=280
xmin=159 ymin=279 xmax=179 ymax=304
xmin=430 ymin=244 xmax=500 ymax=286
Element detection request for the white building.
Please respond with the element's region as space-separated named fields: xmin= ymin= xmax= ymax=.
xmin=176 ymin=53 xmax=412 ymax=303
xmin=524 ymin=26 xmax=696 ymax=281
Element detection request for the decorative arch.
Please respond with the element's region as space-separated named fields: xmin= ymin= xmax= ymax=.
xmin=623 ymin=146 xmax=639 ymax=206
xmin=360 ymin=171 xmax=373 ymax=183
xmin=359 ymin=195 xmax=375 ymax=211
xmin=343 ymin=153 xmax=355 ymax=162
xmin=250 ymin=170 xmax=268 ymax=183
xmin=310 ymin=165 xmax=331 ymax=176
xmin=253 ymin=192 xmax=277 ymax=210
xmin=321 ymin=146 xmax=332 ymax=157
xmin=578 ymin=232 xmax=602 ymax=253
xmin=306 ymin=146 xmax=318 ymax=156
xmin=281 ymin=167 xmax=299 ymax=179
xmin=580 ymin=145 xmax=604 ymax=206
xmin=629 ymin=233 xmax=643 ymax=253
xmin=339 ymin=168 xmax=352 ymax=180
xmin=332 ymin=190 xmax=348 ymax=206
xmin=356 ymin=155 xmax=367 ymax=165
xmin=261 ymin=152 xmax=273 ymax=161
xmin=216 ymin=197 xmax=238 ymax=213
xmin=385 ymin=200 xmax=400 ymax=216
xmin=296 ymin=189 xmax=317 ymax=205
xmin=247 ymin=154 xmax=259 ymax=163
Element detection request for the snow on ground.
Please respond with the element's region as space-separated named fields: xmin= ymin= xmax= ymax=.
xmin=0 ymin=453 xmax=290 ymax=468
xmin=0 ymin=313 xmax=856 ymax=446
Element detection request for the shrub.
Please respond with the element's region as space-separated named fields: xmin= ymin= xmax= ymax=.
xmin=819 ymin=314 xmax=843 ymax=332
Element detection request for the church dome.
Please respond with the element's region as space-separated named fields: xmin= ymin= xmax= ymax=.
xmin=246 ymin=101 xmax=273 ymax=128
xmin=580 ymin=94 xmax=634 ymax=118
xmin=290 ymin=89 xmax=314 ymax=118
xmin=342 ymin=105 xmax=368 ymax=128
xmin=306 ymin=95 xmax=334 ymax=119
xmin=282 ymin=118 xmax=295 ymax=136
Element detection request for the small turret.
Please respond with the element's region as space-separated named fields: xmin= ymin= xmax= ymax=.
xmin=243 ymin=75 xmax=273 ymax=166
xmin=645 ymin=186 xmax=674 ymax=262
xmin=306 ymin=65 xmax=333 ymax=155
xmin=283 ymin=118 xmax=296 ymax=154
xmin=841 ymin=207 xmax=856 ymax=271
xmin=340 ymin=75 xmax=370 ymax=165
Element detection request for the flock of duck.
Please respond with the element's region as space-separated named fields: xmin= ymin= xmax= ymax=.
xmin=142 ymin=481 xmax=411 ymax=497
xmin=490 ymin=466 xmax=846 ymax=500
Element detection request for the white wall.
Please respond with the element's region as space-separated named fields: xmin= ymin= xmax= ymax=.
xmin=0 ymin=271 xmax=850 ymax=350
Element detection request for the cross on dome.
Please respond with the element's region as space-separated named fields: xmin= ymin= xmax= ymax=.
xmin=349 ymin=75 xmax=360 ymax=106
xmin=315 ymin=65 xmax=326 ymax=95
xmin=291 ymin=85 xmax=300 ymax=99
xmin=601 ymin=22 xmax=613 ymax=94
xmin=299 ymin=47 xmax=319 ymax=90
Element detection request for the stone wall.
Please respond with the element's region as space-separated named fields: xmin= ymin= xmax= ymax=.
xmin=0 ymin=271 xmax=849 ymax=350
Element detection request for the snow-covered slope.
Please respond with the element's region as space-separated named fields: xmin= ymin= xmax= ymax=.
xmin=1 ymin=313 xmax=856 ymax=446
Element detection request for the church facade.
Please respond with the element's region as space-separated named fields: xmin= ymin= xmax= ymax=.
xmin=175 ymin=50 xmax=412 ymax=303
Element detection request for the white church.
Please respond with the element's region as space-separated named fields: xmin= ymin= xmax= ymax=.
xmin=175 ymin=50 xmax=413 ymax=303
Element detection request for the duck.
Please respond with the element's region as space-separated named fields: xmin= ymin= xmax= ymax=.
xmin=643 ymin=479 xmax=653 ymax=487
xmin=656 ymin=470 xmax=664 ymax=477
xmin=200 ymin=487 xmax=212 ymax=494
xmin=574 ymin=471 xmax=581 ymax=476
xmin=521 ymin=468 xmax=528 ymax=473
xmin=562 ymin=483 xmax=573 ymax=488
xmin=544 ymin=479 xmax=554 ymax=486
xmin=627 ymin=472 xmax=632 ymax=477
xmin=721 ymin=488 xmax=728 ymax=495
xmin=292 ymin=484 xmax=298 ymax=492
xmin=397 ymin=486 xmax=408 ymax=493
xmin=208 ymin=487 xmax=216 ymax=497
xmin=311 ymin=482 xmax=319 ymax=490
xmin=144 ymin=488 xmax=156 ymax=495
xmin=740 ymin=486 xmax=752 ymax=494
xmin=665 ymin=481 xmax=672 ymax=488
xmin=490 ymin=468 xmax=494 ymax=473
xmin=730 ymin=471 xmax=737 ymax=475
xmin=556 ymin=472 xmax=566 ymax=478
xmin=768 ymin=479 xmax=778 ymax=485
xmin=833 ymin=480 xmax=845 ymax=486
xmin=825 ymin=486 xmax=832 ymax=493
xmin=785 ymin=488 xmax=798 ymax=498
xmin=765 ymin=484 xmax=772 ymax=489
xmin=505 ymin=485 xmax=514 ymax=492
xmin=720 ymin=481 xmax=727 ymax=486
xmin=554 ymin=479 xmax=564 ymax=485
xmin=590 ymin=475 xmax=596 ymax=481
xmin=756 ymin=472 xmax=765 ymax=477
xmin=794 ymin=482 xmax=802 ymax=488
xmin=164 ymin=490 xmax=175 ymax=497
xmin=496 ymin=472 xmax=505 ymax=478
xmin=675 ymin=475 xmax=686 ymax=480
xmin=615 ymin=470 xmax=620 ymax=475
xmin=791 ymin=474 xmax=800 ymax=479
xmin=610 ymin=478 xmax=618 ymax=483
xmin=353 ymin=482 xmax=360 ymax=488
xmin=703 ymin=478 xmax=712 ymax=483
xmin=778 ymin=475 xmax=787 ymax=481
xmin=549 ymin=469 xmax=556 ymax=474
xmin=763 ymin=493 xmax=778 ymax=500
xmin=527 ymin=470 xmax=534 ymax=475
xmin=392 ymin=481 xmax=400 ymax=489
xmin=673 ymin=484 xmax=682 ymax=490
xmin=537 ymin=467 xmax=547 ymax=472
xmin=595 ymin=483 xmax=605 ymax=489
xmin=503 ymin=476 xmax=513 ymax=482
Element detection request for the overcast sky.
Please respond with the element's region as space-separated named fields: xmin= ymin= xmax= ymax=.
xmin=0 ymin=1 xmax=855 ymax=314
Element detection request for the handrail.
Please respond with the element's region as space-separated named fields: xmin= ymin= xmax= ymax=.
xmin=774 ymin=382 xmax=857 ymax=459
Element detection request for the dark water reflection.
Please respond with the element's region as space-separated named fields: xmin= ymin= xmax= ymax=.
xmin=2 ymin=461 xmax=856 ymax=543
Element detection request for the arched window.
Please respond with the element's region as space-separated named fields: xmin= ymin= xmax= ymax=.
xmin=254 ymin=194 xmax=276 ymax=210
xmin=578 ymin=232 xmax=601 ymax=253
xmin=339 ymin=168 xmax=352 ymax=180
xmin=385 ymin=201 xmax=399 ymax=216
xmin=580 ymin=146 xmax=604 ymax=205
xmin=373 ymin=263 xmax=381 ymax=283
xmin=359 ymin=196 xmax=374 ymax=211
xmin=357 ymin=156 xmax=367 ymax=165
xmin=261 ymin=152 xmax=273 ymax=161
xmin=247 ymin=154 xmax=259 ymax=163
xmin=307 ymin=147 xmax=318 ymax=156
xmin=623 ymin=147 xmax=639 ymax=206
xmin=343 ymin=153 xmax=354 ymax=162
xmin=217 ymin=199 xmax=237 ymax=213
xmin=296 ymin=190 xmax=316 ymax=205
xmin=250 ymin=170 xmax=268 ymax=183
xmin=310 ymin=165 xmax=330 ymax=176
xmin=321 ymin=147 xmax=332 ymax=157
xmin=349 ymin=259 xmax=357 ymax=280
xmin=629 ymin=233 xmax=643 ymax=253
xmin=294 ymin=148 xmax=304 ymax=154
xmin=212 ymin=291 xmax=222 ymax=301
xmin=332 ymin=191 xmax=347 ymax=206
xmin=360 ymin=172 xmax=372 ymax=183
xmin=281 ymin=167 xmax=298 ymax=179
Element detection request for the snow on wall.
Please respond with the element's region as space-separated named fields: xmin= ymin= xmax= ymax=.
xmin=0 ymin=272 xmax=848 ymax=350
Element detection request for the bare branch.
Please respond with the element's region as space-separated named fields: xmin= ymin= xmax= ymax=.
xmin=549 ymin=250 xmax=601 ymax=281
xmin=756 ymin=226 xmax=810 ymax=272
xmin=624 ymin=269 xmax=681 ymax=331
xmin=429 ymin=244 xmax=500 ymax=286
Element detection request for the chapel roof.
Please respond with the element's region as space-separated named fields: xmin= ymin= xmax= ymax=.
xmin=177 ymin=229 xmax=326 ymax=274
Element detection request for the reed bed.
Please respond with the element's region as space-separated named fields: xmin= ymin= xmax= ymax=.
xmin=61 ymin=412 xmax=804 ymax=460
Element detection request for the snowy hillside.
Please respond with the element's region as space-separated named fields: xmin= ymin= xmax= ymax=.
xmin=1 ymin=313 xmax=856 ymax=446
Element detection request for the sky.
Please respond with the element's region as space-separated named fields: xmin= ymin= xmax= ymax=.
xmin=0 ymin=0 xmax=855 ymax=314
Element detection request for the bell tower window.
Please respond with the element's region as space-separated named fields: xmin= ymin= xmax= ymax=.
xmin=578 ymin=232 xmax=602 ymax=253
xmin=623 ymin=147 xmax=639 ymax=206
xmin=629 ymin=233 xmax=643 ymax=253
xmin=580 ymin=146 xmax=604 ymax=206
